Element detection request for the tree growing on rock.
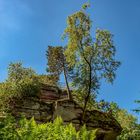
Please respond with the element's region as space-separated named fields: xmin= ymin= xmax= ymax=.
xmin=46 ymin=46 xmax=73 ymax=100
xmin=63 ymin=4 xmax=120 ymax=119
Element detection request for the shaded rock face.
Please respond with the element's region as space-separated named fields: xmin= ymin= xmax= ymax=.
xmin=11 ymin=97 xmax=54 ymax=122
xmin=10 ymin=85 xmax=122 ymax=140
xmin=53 ymin=100 xmax=122 ymax=140
xmin=39 ymin=84 xmax=68 ymax=102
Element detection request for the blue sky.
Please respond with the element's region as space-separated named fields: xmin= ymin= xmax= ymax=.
xmin=0 ymin=0 xmax=140 ymax=120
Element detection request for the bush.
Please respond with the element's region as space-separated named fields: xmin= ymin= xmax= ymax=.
xmin=0 ymin=116 xmax=97 ymax=140
xmin=37 ymin=74 xmax=59 ymax=86
xmin=0 ymin=63 xmax=41 ymax=115
xmin=7 ymin=62 xmax=41 ymax=97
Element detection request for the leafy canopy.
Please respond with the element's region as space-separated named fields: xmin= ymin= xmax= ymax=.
xmin=63 ymin=5 xmax=120 ymax=114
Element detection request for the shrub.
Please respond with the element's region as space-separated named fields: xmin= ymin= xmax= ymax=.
xmin=37 ymin=74 xmax=59 ymax=86
xmin=0 ymin=63 xmax=41 ymax=115
xmin=0 ymin=116 xmax=97 ymax=140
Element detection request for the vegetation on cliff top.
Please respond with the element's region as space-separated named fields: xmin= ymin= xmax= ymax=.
xmin=0 ymin=2 xmax=139 ymax=140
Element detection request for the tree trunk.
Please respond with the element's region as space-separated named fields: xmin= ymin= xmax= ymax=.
xmin=82 ymin=64 xmax=92 ymax=121
xmin=63 ymin=66 xmax=73 ymax=100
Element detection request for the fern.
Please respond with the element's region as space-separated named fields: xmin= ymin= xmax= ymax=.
xmin=0 ymin=116 xmax=97 ymax=140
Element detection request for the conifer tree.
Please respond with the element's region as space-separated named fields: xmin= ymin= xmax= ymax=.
xmin=46 ymin=46 xmax=72 ymax=100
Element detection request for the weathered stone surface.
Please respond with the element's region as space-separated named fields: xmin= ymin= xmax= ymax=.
xmin=53 ymin=100 xmax=122 ymax=140
xmin=10 ymin=97 xmax=54 ymax=122
xmin=9 ymin=85 xmax=122 ymax=140
xmin=53 ymin=100 xmax=82 ymax=123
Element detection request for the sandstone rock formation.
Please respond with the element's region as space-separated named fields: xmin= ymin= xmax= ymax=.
xmin=10 ymin=85 xmax=122 ymax=140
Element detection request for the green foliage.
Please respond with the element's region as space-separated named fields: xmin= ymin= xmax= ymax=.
xmin=8 ymin=62 xmax=36 ymax=83
xmin=0 ymin=3 xmax=136 ymax=139
xmin=37 ymin=74 xmax=59 ymax=86
xmin=116 ymin=109 xmax=140 ymax=140
xmin=72 ymin=90 xmax=97 ymax=110
xmin=46 ymin=46 xmax=72 ymax=100
xmin=133 ymin=100 xmax=140 ymax=113
xmin=0 ymin=115 xmax=18 ymax=139
xmin=0 ymin=116 xmax=97 ymax=140
xmin=63 ymin=5 xmax=120 ymax=114
xmin=7 ymin=62 xmax=41 ymax=97
xmin=0 ymin=63 xmax=41 ymax=114
xmin=82 ymin=3 xmax=90 ymax=10
xmin=46 ymin=46 xmax=65 ymax=76
xmin=105 ymin=102 xmax=140 ymax=140
xmin=118 ymin=128 xmax=140 ymax=140
xmin=74 ymin=96 xmax=140 ymax=140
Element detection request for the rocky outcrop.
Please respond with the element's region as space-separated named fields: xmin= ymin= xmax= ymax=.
xmin=10 ymin=85 xmax=122 ymax=140
xmin=11 ymin=97 xmax=54 ymax=122
xmin=39 ymin=84 xmax=68 ymax=102
xmin=53 ymin=100 xmax=122 ymax=140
